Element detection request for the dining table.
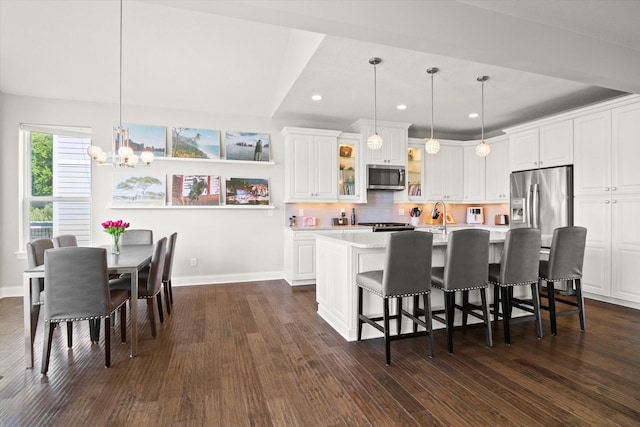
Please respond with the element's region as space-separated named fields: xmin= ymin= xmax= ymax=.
xmin=22 ymin=244 xmax=153 ymax=369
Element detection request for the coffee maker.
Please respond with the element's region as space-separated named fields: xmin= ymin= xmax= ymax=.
xmin=466 ymin=207 xmax=484 ymax=224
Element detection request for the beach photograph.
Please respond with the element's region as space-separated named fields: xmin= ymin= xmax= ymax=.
xmin=225 ymin=177 xmax=270 ymax=205
xmin=171 ymin=127 xmax=220 ymax=159
xmin=118 ymin=123 xmax=166 ymax=157
xmin=225 ymin=131 xmax=270 ymax=162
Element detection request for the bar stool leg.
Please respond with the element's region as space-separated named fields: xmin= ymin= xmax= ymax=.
xmin=501 ymin=286 xmax=511 ymax=344
xmin=547 ymin=281 xmax=558 ymax=335
xmin=575 ymin=279 xmax=586 ymax=331
xmin=424 ymin=294 xmax=433 ymax=358
xmin=397 ymin=297 xmax=403 ymax=335
xmin=357 ymin=287 xmax=364 ymax=341
xmin=531 ymin=282 xmax=543 ymax=339
xmin=480 ymin=288 xmax=492 ymax=348
xmin=383 ymin=298 xmax=391 ymax=365
xmin=445 ymin=292 xmax=455 ymax=354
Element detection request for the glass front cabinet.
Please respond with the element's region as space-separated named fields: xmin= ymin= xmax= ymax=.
xmin=338 ymin=133 xmax=365 ymax=202
xmin=395 ymin=138 xmax=427 ymax=203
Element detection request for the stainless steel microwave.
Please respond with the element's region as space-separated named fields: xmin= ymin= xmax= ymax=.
xmin=367 ymin=164 xmax=406 ymax=190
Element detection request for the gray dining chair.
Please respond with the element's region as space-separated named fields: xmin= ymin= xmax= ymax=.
xmin=52 ymin=234 xmax=78 ymax=248
xmin=356 ymin=231 xmax=434 ymax=365
xmin=539 ymin=226 xmax=587 ymax=335
xmin=41 ymin=247 xmax=128 ymax=374
xmin=429 ymin=229 xmax=492 ymax=354
xmin=488 ymin=228 xmax=543 ymax=344
xmin=26 ymin=238 xmax=54 ymax=341
xmin=120 ymin=229 xmax=153 ymax=246
xmin=110 ymin=237 xmax=167 ymax=338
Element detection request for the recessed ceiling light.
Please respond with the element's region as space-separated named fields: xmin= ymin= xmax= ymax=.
xmin=397 ymin=104 xmax=407 ymax=110
xmin=468 ymin=112 xmax=479 ymax=118
xmin=311 ymin=94 xmax=322 ymax=101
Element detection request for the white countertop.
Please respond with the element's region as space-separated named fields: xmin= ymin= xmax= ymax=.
xmin=288 ymin=224 xmax=510 ymax=232
xmin=315 ymin=230 xmax=507 ymax=249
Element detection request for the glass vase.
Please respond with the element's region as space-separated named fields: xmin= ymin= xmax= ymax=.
xmin=111 ymin=235 xmax=120 ymax=255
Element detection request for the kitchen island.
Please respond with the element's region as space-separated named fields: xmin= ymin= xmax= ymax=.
xmin=315 ymin=230 xmax=507 ymax=341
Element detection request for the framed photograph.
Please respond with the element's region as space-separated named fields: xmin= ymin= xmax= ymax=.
xmin=171 ymin=127 xmax=220 ymax=159
xmin=225 ymin=178 xmax=270 ymax=205
xmin=116 ymin=123 xmax=166 ymax=157
xmin=225 ymin=131 xmax=270 ymax=162
xmin=171 ymin=175 xmax=220 ymax=206
xmin=112 ymin=174 xmax=166 ymax=206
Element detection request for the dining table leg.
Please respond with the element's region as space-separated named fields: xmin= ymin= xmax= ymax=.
xmin=130 ymin=269 xmax=138 ymax=357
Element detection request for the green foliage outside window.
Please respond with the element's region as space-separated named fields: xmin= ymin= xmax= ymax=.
xmin=30 ymin=132 xmax=53 ymax=221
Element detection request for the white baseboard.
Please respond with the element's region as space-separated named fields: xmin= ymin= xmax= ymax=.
xmin=0 ymin=271 xmax=286 ymax=299
xmin=172 ymin=270 xmax=285 ymax=287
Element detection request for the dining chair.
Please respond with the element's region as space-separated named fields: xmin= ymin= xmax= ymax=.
xmin=110 ymin=237 xmax=167 ymax=338
xmin=356 ymin=231 xmax=434 ymax=365
xmin=488 ymin=228 xmax=543 ymax=344
xmin=538 ymin=226 xmax=587 ymax=335
xmin=26 ymin=238 xmax=54 ymax=341
xmin=120 ymin=229 xmax=153 ymax=246
xmin=429 ymin=229 xmax=492 ymax=354
xmin=52 ymin=234 xmax=78 ymax=248
xmin=41 ymin=247 xmax=128 ymax=374
xmin=162 ymin=232 xmax=178 ymax=311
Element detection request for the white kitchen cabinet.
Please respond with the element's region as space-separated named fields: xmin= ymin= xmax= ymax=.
xmin=463 ymin=143 xmax=486 ymax=202
xmin=338 ymin=133 xmax=365 ymax=203
xmin=282 ymin=127 xmax=341 ymax=202
xmin=425 ymin=143 xmax=463 ymax=201
xmin=485 ymin=137 xmax=510 ymax=202
xmin=575 ymin=194 xmax=640 ymax=304
xmin=351 ymin=119 xmax=410 ymax=166
xmin=508 ymin=120 xmax=573 ymax=171
xmin=612 ymin=102 xmax=640 ymax=194
xmin=284 ymin=228 xmax=371 ymax=286
xmin=574 ymin=111 xmax=612 ymax=196
xmin=394 ymin=138 xmax=426 ymax=203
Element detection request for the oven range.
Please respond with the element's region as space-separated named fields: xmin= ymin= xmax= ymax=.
xmin=358 ymin=222 xmax=415 ymax=232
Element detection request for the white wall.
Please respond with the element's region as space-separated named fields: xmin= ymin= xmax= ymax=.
xmin=0 ymin=93 xmax=304 ymax=296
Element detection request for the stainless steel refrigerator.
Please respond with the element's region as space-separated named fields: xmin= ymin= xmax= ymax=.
xmin=510 ymin=165 xmax=573 ymax=249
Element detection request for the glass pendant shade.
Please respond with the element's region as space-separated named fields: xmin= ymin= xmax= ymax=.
xmin=424 ymin=137 xmax=440 ymax=154
xmin=87 ymin=145 xmax=103 ymax=159
xmin=367 ymin=133 xmax=383 ymax=150
xmin=140 ymin=151 xmax=154 ymax=165
xmin=475 ymin=141 xmax=491 ymax=157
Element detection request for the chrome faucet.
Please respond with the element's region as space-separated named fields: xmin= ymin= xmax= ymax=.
xmin=430 ymin=201 xmax=447 ymax=235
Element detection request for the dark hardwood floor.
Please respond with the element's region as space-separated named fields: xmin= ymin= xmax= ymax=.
xmin=1 ymin=280 xmax=639 ymax=426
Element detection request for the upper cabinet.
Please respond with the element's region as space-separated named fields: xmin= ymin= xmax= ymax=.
xmin=282 ymin=127 xmax=341 ymax=203
xmin=612 ymin=102 xmax=640 ymax=194
xmin=338 ymin=132 xmax=366 ymax=203
xmin=574 ymin=110 xmax=611 ymax=196
xmin=463 ymin=143 xmax=486 ymax=202
xmin=351 ymin=120 xmax=410 ymax=166
xmin=508 ymin=119 xmax=573 ymax=171
xmin=425 ymin=142 xmax=463 ymax=201
xmin=484 ymin=137 xmax=510 ymax=202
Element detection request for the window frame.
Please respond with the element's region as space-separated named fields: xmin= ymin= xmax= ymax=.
xmin=19 ymin=123 xmax=93 ymax=252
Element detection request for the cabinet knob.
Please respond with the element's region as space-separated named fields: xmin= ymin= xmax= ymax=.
xmin=612 ymin=187 xmax=617 ymax=191
xmin=605 ymin=187 xmax=610 ymax=191
xmin=605 ymin=200 xmax=610 ymax=204
xmin=534 ymin=161 xmax=538 ymax=165
xmin=612 ymin=200 xmax=617 ymax=204
xmin=539 ymin=161 xmax=543 ymax=165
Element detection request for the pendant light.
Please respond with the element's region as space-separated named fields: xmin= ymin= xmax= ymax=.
xmin=475 ymin=75 xmax=491 ymax=157
xmin=86 ymin=0 xmax=154 ymax=167
xmin=367 ymin=57 xmax=383 ymax=150
xmin=424 ymin=67 xmax=440 ymax=154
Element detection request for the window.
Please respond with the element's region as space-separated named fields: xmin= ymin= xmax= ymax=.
xmin=20 ymin=124 xmax=92 ymax=248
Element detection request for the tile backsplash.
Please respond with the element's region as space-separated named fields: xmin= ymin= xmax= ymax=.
xmin=285 ymin=191 xmax=509 ymax=227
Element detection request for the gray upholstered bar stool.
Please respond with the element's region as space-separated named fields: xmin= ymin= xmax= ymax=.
xmin=429 ymin=229 xmax=492 ymax=354
xmin=488 ymin=228 xmax=543 ymax=344
xmin=356 ymin=231 xmax=434 ymax=365
xmin=538 ymin=226 xmax=587 ymax=335
xmin=41 ymin=247 xmax=128 ymax=374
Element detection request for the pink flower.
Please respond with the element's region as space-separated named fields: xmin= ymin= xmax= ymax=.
xmin=102 ymin=219 xmax=130 ymax=238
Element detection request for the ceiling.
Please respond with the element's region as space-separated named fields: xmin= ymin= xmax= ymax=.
xmin=1 ymin=0 xmax=637 ymax=140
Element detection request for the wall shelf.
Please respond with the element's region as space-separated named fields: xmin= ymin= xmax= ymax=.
xmin=108 ymin=204 xmax=276 ymax=210
xmin=154 ymin=157 xmax=275 ymax=166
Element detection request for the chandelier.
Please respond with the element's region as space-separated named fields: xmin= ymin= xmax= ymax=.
xmin=86 ymin=0 xmax=154 ymax=167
